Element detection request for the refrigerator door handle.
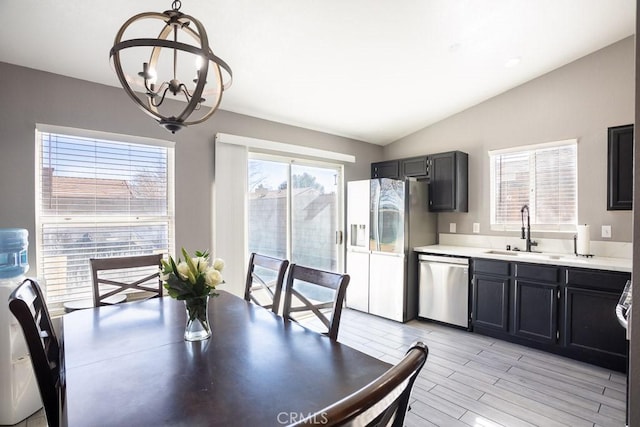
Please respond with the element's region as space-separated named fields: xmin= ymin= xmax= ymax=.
xmin=371 ymin=181 xmax=381 ymax=252
xmin=348 ymin=247 xmax=371 ymax=254
xmin=335 ymin=230 xmax=343 ymax=245
xmin=370 ymin=251 xmax=404 ymax=257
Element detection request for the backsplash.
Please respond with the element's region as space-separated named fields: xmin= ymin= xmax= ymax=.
xmin=439 ymin=233 xmax=632 ymax=259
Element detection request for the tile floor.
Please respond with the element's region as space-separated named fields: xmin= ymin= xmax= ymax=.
xmin=338 ymin=309 xmax=627 ymax=427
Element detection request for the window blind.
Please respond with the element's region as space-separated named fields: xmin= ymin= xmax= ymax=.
xmin=35 ymin=128 xmax=175 ymax=314
xmin=490 ymin=140 xmax=577 ymax=230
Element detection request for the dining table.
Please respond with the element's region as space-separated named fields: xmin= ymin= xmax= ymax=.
xmin=60 ymin=290 xmax=392 ymax=426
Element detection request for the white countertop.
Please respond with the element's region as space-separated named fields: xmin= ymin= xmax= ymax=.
xmin=414 ymin=244 xmax=632 ymax=273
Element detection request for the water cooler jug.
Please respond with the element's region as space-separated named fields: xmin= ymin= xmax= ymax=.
xmin=0 ymin=228 xmax=42 ymax=424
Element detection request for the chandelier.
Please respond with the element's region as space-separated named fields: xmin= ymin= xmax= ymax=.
xmin=110 ymin=1 xmax=232 ymax=134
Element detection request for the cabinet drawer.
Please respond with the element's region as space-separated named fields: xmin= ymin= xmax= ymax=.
xmin=566 ymin=268 xmax=629 ymax=292
xmin=515 ymin=263 xmax=561 ymax=283
xmin=473 ymin=259 xmax=510 ymax=276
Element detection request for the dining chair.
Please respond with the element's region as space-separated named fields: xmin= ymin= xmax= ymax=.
xmin=8 ymin=278 xmax=61 ymax=427
xmin=282 ymin=264 xmax=350 ymax=340
xmin=90 ymin=253 xmax=164 ymax=307
xmin=289 ymin=341 xmax=429 ymax=427
xmin=244 ymin=253 xmax=290 ymax=314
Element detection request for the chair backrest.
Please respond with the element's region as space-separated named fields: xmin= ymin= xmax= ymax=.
xmin=244 ymin=253 xmax=289 ymax=314
xmin=8 ymin=278 xmax=61 ymax=427
xmin=90 ymin=253 xmax=163 ymax=307
xmin=282 ymin=264 xmax=350 ymax=340
xmin=290 ymin=342 xmax=429 ymax=427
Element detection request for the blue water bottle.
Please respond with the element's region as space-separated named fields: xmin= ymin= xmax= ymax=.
xmin=0 ymin=228 xmax=29 ymax=279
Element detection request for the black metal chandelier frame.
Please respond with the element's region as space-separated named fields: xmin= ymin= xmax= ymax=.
xmin=110 ymin=1 xmax=232 ymax=133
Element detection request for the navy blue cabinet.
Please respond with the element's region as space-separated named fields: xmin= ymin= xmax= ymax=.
xmin=471 ymin=259 xmax=628 ymax=372
xmin=607 ymin=124 xmax=633 ymax=210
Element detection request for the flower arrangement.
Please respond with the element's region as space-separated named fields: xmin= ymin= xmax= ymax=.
xmin=161 ymin=248 xmax=225 ymax=300
xmin=161 ymin=248 xmax=224 ymax=341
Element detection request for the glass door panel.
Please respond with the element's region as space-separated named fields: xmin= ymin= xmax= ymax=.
xmin=291 ymin=164 xmax=340 ymax=271
xmin=247 ymin=158 xmax=288 ymax=261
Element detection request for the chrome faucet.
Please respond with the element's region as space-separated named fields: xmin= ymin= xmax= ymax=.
xmin=520 ymin=204 xmax=538 ymax=252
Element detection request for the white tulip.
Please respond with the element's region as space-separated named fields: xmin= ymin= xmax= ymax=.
xmin=176 ymin=262 xmax=190 ymax=280
xmin=205 ymin=268 xmax=223 ymax=287
xmin=213 ymin=258 xmax=225 ymax=271
xmin=193 ymin=257 xmax=209 ymax=273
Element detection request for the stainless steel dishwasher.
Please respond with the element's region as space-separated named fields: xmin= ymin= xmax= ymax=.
xmin=418 ymin=254 xmax=470 ymax=328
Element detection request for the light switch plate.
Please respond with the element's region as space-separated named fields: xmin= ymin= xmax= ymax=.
xmin=602 ymin=225 xmax=612 ymax=238
xmin=449 ymin=223 xmax=457 ymax=233
xmin=473 ymin=223 xmax=480 ymax=233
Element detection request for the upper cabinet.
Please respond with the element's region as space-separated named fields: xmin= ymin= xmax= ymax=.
xmin=428 ymin=151 xmax=468 ymax=212
xmin=607 ymin=124 xmax=633 ymax=210
xmin=370 ymin=151 xmax=468 ymax=212
xmin=401 ymin=156 xmax=430 ymax=178
xmin=371 ymin=160 xmax=400 ymax=179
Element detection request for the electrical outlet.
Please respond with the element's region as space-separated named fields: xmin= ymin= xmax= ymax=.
xmin=449 ymin=223 xmax=457 ymax=233
xmin=473 ymin=223 xmax=480 ymax=233
xmin=602 ymin=225 xmax=612 ymax=238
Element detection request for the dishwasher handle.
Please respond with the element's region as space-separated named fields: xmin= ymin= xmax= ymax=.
xmin=418 ymin=254 xmax=469 ymax=266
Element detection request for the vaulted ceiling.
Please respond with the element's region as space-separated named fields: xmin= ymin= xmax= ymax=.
xmin=0 ymin=1 xmax=635 ymax=144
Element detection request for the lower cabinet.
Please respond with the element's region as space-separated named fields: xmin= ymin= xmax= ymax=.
xmin=473 ymin=275 xmax=509 ymax=332
xmin=565 ymin=288 xmax=626 ymax=355
xmin=472 ymin=260 xmax=510 ymax=333
xmin=513 ymin=280 xmax=558 ymax=344
xmin=563 ymin=268 xmax=629 ymax=370
xmin=512 ymin=263 xmax=561 ymax=345
xmin=471 ymin=259 xmax=628 ymax=372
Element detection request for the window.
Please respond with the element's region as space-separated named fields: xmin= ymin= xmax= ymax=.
xmin=489 ymin=139 xmax=577 ymax=231
xmin=35 ymin=126 xmax=174 ymax=314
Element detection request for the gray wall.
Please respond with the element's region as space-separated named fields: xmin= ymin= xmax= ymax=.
xmin=384 ymin=36 xmax=635 ymax=243
xmin=0 ymin=61 xmax=382 ymax=278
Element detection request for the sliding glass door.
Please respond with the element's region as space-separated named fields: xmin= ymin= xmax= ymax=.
xmin=247 ymin=154 xmax=343 ymax=272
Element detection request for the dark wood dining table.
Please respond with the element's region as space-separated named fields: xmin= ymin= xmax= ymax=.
xmin=60 ymin=290 xmax=392 ymax=426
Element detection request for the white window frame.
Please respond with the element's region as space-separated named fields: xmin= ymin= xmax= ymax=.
xmin=35 ymin=124 xmax=175 ymax=314
xmin=489 ymin=139 xmax=578 ymax=232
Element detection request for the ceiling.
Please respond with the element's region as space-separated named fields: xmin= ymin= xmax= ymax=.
xmin=0 ymin=1 xmax=635 ymax=145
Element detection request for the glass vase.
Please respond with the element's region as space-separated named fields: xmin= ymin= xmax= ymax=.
xmin=184 ymin=295 xmax=211 ymax=341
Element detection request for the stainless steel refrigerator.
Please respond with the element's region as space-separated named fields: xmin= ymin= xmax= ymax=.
xmin=346 ymin=178 xmax=436 ymax=322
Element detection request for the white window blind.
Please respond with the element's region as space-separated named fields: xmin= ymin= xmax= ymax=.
xmin=35 ymin=127 xmax=175 ymax=313
xmin=490 ymin=139 xmax=577 ymax=230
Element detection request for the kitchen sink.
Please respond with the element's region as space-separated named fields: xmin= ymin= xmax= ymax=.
xmin=484 ymin=250 xmax=519 ymax=256
xmin=521 ymin=252 xmax=561 ymax=260
xmin=484 ymin=249 xmax=586 ymax=263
